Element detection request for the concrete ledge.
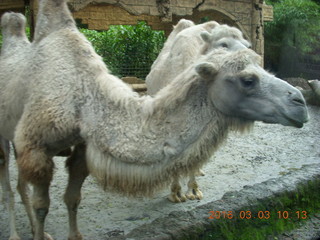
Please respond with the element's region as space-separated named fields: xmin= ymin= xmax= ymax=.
xmin=109 ymin=163 xmax=320 ymax=240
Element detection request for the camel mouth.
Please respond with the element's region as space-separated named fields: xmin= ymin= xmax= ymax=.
xmin=282 ymin=114 xmax=306 ymax=128
xmin=288 ymin=118 xmax=304 ymax=128
xmin=263 ymin=113 xmax=305 ymax=128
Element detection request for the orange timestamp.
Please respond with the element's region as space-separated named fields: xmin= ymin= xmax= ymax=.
xmin=208 ymin=210 xmax=308 ymax=220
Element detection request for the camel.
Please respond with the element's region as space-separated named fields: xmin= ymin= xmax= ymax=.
xmin=149 ymin=19 xmax=194 ymax=71
xmin=0 ymin=136 xmax=21 ymax=240
xmin=146 ymin=19 xmax=251 ymax=202
xmin=0 ymin=0 xmax=309 ymax=239
xmin=0 ymin=12 xmax=31 ymax=240
xmin=146 ymin=19 xmax=251 ymax=95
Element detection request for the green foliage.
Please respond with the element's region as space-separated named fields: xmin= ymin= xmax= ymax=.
xmin=80 ymin=21 xmax=165 ymax=79
xmin=264 ymin=0 xmax=320 ymax=72
xmin=0 ymin=21 xmax=164 ymax=79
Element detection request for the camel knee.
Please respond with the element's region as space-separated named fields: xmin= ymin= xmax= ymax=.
xmin=64 ymin=192 xmax=81 ymax=211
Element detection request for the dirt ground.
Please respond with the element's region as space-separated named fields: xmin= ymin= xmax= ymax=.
xmin=0 ymin=105 xmax=319 ymax=240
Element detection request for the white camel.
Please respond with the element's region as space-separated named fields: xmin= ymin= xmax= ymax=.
xmin=0 ymin=12 xmax=31 ymax=240
xmin=0 ymin=136 xmax=21 ymax=240
xmin=146 ymin=19 xmax=251 ymax=95
xmin=146 ymin=19 xmax=251 ymax=202
xmin=0 ymin=0 xmax=309 ymax=239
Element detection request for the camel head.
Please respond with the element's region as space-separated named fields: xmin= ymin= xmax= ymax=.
xmin=201 ymin=24 xmax=251 ymax=53
xmin=195 ymin=48 xmax=309 ymax=128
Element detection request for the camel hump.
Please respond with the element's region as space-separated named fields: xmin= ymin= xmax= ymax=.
xmin=1 ymin=12 xmax=27 ymax=38
xmin=0 ymin=12 xmax=30 ymax=55
xmin=33 ymin=0 xmax=76 ymax=43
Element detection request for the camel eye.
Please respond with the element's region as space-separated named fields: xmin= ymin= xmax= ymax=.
xmin=240 ymin=76 xmax=257 ymax=88
xmin=221 ymin=42 xmax=228 ymax=48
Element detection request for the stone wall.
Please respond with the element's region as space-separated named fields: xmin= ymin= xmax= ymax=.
xmin=72 ymin=4 xmax=173 ymax=33
xmin=0 ymin=0 xmax=24 ymax=16
xmin=69 ymin=0 xmax=273 ymax=57
xmin=0 ymin=0 xmax=273 ymax=59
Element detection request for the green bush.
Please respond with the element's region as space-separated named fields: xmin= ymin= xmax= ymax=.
xmin=80 ymin=21 xmax=165 ymax=79
xmin=0 ymin=22 xmax=164 ymax=80
xmin=265 ymin=0 xmax=320 ymax=73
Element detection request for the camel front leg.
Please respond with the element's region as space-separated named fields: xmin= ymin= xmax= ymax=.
xmin=16 ymin=147 xmax=54 ymax=240
xmin=168 ymin=176 xmax=187 ymax=203
xmin=185 ymin=173 xmax=203 ymax=200
xmin=64 ymin=143 xmax=89 ymax=240
xmin=0 ymin=141 xmax=21 ymax=240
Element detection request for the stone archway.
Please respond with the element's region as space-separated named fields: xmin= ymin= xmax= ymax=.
xmin=173 ymin=8 xmax=251 ymax=42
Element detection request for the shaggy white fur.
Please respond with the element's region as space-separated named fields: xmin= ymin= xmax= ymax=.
xmin=0 ymin=0 xmax=308 ymax=239
xmin=145 ymin=19 xmax=252 ymax=202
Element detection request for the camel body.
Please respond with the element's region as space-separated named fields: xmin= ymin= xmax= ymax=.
xmin=146 ymin=19 xmax=250 ymax=95
xmin=0 ymin=0 xmax=309 ymax=239
xmin=146 ymin=19 xmax=251 ymax=201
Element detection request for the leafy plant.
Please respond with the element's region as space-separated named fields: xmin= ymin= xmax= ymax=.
xmin=264 ymin=0 xmax=320 ymax=74
xmin=0 ymin=21 xmax=164 ymax=80
xmin=80 ymin=21 xmax=165 ymax=79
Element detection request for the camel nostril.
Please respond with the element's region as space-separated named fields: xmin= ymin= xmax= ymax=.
xmin=288 ymin=91 xmax=305 ymax=105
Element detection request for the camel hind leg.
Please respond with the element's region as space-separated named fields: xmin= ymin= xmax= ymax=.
xmin=64 ymin=143 xmax=89 ymax=240
xmin=0 ymin=138 xmax=20 ymax=240
xmin=16 ymin=146 xmax=54 ymax=240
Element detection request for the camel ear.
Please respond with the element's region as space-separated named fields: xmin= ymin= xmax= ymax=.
xmin=195 ymin=62 xmax=219 ymax=80
xmin=200 ymin=31 xmax=212 ymax=43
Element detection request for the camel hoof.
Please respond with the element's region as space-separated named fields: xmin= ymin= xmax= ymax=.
xmin=167 ymin=192 xmax=187 ymax=203
xmin=44 ymin=232 xmax=54 ymax=240
xmin=9 ymin=235 xmax=21 ymax=240
xmin=186 ymin=189 xmax=203 ymax=200
xmin=68 ymin=232 xmax=83 ymax=240
xmin=196 ymin=169 xmax=205 ymax=176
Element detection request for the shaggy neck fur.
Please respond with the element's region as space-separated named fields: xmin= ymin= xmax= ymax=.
xmin=81 ymin=60 xmax=252 ymax=196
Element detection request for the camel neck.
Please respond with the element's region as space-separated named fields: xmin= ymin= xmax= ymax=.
xmin=80 ymin=70 xmax=218 ymax=165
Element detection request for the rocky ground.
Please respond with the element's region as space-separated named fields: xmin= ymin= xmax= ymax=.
xmin=0 ymin=105 xmax=319 ymax=240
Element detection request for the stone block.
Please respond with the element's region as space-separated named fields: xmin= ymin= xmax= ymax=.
xmin=150 ymin=6 xmax=160 ymax=16
xmin=172 ymin=7 xmax=189 ymax=16
xmin=88 ymin=19 xmax=110 ymax=30
xmin=236 ymin=13 xmax=251 ymax=25
xmin=121 ymin=0 xmax=154 ymax=6
xmin=72 ymin=11 xmax=89 ymax=19
xmin=198 ymin=0 xmax=218 ymax=11
xmin=127 ymin=5 xmax=151 ymax=15
xmin=220 ymin=1 xmax=235 ymax=13
xmin=263 ymin=4 xmax=273 ymax=21
xmin=174 ymin=0 xmax=198 ymax=8
xmin=90 ymin=11 xmax=106 ymax=20
xmin=89 ymin=5 xmax=108 ymax=12
xmin=242 ymin=24 xmax=252 ymax=40
xmin=234 ymin=2 xmax=251 ymax=14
